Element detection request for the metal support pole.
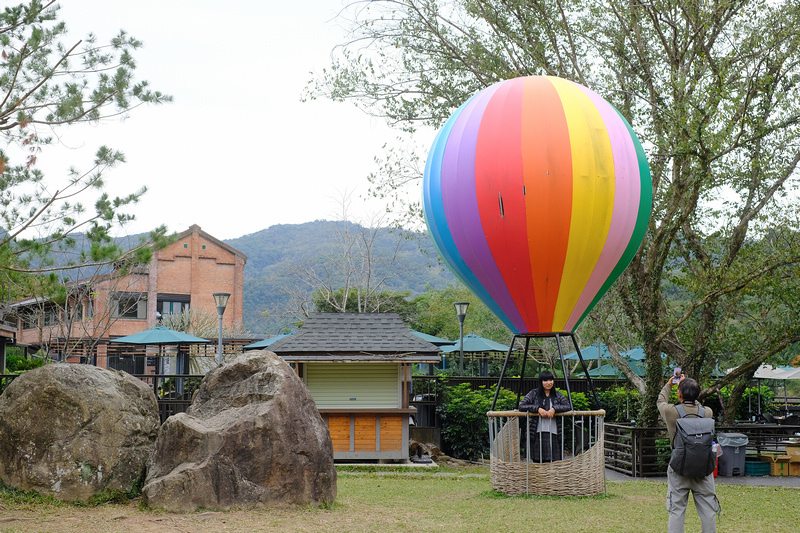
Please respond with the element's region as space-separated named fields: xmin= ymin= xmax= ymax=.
xmin=217 ymin=311 xmax=224 ymax=365
xmin=568 ymin=333 xmax=601 ymax=408
xmin=555 ymin=333 xmax=574 ymax=411
xmin=458 ymin=320 xmax=465 ymax=376
xmin=491 ymin=335 xmax=518 ymax=411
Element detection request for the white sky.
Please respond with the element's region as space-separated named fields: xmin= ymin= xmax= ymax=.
xmin=29 ymin=1 xmax=423 ymax=240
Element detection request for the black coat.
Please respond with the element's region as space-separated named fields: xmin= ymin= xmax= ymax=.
xmin=518 ymin=388 xmax=572 ymax=434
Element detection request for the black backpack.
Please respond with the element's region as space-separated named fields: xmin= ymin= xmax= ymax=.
xmin=669 ymin=403 xmax=716 ymax=477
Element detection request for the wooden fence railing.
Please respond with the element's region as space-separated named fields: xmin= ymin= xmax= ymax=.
xmin=604 ymin=423 xmax=800 ymax=477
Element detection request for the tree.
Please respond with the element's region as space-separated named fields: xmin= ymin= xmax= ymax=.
xmin=312 ymin=287 xmax=417 ymax=322
xmin=282 ymin=195 xmax=416 ymax=322
xmin=312 ymin=1 xmax=800 ymax=425
xmin=0 ymin=1 xmax=171 ymax=280
xmin=410 ymin=284 xmax=508 ymax=343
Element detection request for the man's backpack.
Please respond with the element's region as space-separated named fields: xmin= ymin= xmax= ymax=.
xmin=669 ymin=403 xmax=716 ymax=477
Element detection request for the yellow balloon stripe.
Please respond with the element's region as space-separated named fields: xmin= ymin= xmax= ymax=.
xmin=549 ymin=78 xmax=615 ymax=330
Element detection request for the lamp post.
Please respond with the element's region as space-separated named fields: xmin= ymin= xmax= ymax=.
xmin=454 ymin=301 xmax=469 ymax=375
xmin=213 ymin=292 xmax=230 ymax=365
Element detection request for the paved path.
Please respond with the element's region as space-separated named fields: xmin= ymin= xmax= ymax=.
xmin=604 ymin=468 xmax=800 ymax=487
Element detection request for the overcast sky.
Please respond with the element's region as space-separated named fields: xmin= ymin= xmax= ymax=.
xmin=34 ymin=1 xmax=424 ymax=240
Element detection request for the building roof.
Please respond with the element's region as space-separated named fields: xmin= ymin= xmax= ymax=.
xmin=269 ymin=313 xmax=441 ymax=363
xmin=176 ymin=224 xmax=247 ymax=261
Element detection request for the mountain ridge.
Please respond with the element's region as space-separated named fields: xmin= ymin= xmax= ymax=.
xmin=223 ymin=220 xmax=455 ymax=333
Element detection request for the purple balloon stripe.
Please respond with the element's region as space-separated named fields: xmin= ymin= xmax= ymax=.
xmin=441 ymin=82 xmax=527 ymax=332
xmin=564 ymin=82 xmax=641 ymax=330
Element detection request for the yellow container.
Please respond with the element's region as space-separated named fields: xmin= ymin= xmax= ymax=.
xmin=759 ymin=454 xmax=792 ymax=476
xmin=785 ymin=446 xmax=800 ymax=461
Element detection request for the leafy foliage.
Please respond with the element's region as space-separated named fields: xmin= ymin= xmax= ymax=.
xmin=437 ymin=382 xmax=517 ymax=461
xmin=0 ymin=1 xmax=170 ymax=280
xmin=5 ymin=353 xmax=44 ymax=372
xmin=718 ymin=385 xmax=778 ymax=421
xmin=597 ymin=386 xmax=642 ymax=424
xmin=410 ymin=284 xmax=510 ymax=344
xmin=312 ymin=287 xmax=417 ymax=322
xmin=559 ymin=388 xmax=589 ymax=412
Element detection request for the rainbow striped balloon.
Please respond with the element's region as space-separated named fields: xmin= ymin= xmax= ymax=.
xmin=423 ymin=76 xmax=652 ymax=334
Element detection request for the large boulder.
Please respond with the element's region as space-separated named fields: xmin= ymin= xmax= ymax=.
xmin=0 ymin=363 xmax=160 ymax=501
xmin=142 ymin=350 xmax=336 ymax=512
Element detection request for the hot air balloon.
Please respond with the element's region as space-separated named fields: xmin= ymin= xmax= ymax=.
xmin=423 ymin=75 xmax=652 ymax=336
xmin=425 ymin=78 xmax=651 ymax=496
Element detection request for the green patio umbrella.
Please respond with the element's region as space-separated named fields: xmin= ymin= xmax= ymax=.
xmin=109 ymin=326 xmax=209 ymax=345
xmin=409 ymin=329 xmax=455 ymax=347
xmin=440 ymin=333 xmax=510 ymax=354
xmin=243 ymin=332 xmax=293 ymax=350
xmin=563 ymin=342 xmax=611 ymax=361
xmin=110 ymin=326 xmax=209 ymax=394
xmin=586 ymin=359 xmax=646 ymax=378
xmin=440 ymin=334 xmax=511 ymax=376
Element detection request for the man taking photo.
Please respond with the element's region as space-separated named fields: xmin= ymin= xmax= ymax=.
xmin=657 ymin=373 xmax=721 ymax=532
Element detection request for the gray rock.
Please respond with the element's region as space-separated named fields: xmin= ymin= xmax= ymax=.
xmin=142 ymin=351 xmax=336 ymax=512
xmin=0 ymin=363 xmax=160 ymax=501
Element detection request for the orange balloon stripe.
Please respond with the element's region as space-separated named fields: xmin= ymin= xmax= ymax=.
xmin=474 ymin=78 xmax=540 ymax=331
xmin=521 ymin=78 xmax=573 ymax=332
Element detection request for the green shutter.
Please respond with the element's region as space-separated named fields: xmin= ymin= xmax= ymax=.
xmin=305 ymin=363 xmax=399 ymax=408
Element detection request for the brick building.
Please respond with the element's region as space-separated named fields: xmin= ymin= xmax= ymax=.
xmin=8 ymin=225 xmax=246 ymax=368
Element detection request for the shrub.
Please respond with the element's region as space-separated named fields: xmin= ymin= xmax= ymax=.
xmin=718 ymin=385 xmax=777 ymax=420
xmin=597 ymin=386 xmax=642 ymax=423
xmin=437 ymin=383 xmax=517 ymax=461
xmin=557 ymin=388 xmax=589 ymax=411
xmin=6 ymin=354 xmax=45 ymax=373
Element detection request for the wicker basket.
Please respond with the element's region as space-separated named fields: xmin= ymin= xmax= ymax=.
xmin=489 ymin=411 xmax=606 ymax=496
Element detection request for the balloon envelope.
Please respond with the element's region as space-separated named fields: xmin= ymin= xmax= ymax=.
xmin=423 ymin=76 xmax=652 ymax=334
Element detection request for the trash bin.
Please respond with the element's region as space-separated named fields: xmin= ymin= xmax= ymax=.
xmin=717 ymin=432 xmax=748 ymax=476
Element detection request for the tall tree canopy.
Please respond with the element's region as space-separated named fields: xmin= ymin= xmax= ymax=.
xmin=312 ymin=0 xmax=800 ymax=424
xmin=0 ymin=0 xmax=170 ymax=286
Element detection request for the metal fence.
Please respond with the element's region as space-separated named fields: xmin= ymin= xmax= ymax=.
xmin=603 ymin=423 xmax=800 ymax=477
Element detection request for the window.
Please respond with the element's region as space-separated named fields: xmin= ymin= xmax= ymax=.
xmin=22 ymin=312 xmax=38 ymax=330
xmin=43 ymin=306 xmax=60 ymax=326
xmin=68 ymin=302 xmax=83 ymax=322
xmin=112 ymin=293 xmax=147 ymax=319
xmin=157 ymin=294 xmax=190 ymax=317
xmin=158 ymin=300 xmax=189 ymax=316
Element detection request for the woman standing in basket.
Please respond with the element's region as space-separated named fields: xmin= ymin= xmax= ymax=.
xmin=518 ymin=370 xmax=572 ymax=462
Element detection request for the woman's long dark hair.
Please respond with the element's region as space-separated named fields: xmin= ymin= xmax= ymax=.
xmin=536 ymin=370 xmax=556 ymax=409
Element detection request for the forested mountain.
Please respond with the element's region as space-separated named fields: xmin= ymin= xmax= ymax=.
xmin=225 ymin=221 xmax=456 ymax=334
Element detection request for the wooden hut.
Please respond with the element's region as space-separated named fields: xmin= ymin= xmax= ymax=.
xmin=269 ymin=313 xmax=441 ymax=461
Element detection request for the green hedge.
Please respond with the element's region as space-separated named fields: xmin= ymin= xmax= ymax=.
xmin=5 ymin=354 xmax=45 ymax=373
xmin=597 ymin=386 xmax=642 ymax=423
xmin=437 ymin=383 xmax=517 ymax=461
xmin=437 ymin=383 xmax=591 ymax=461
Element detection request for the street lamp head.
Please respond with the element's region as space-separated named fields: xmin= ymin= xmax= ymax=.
xmin=213 ymin=292 xmax=231 ymax=366
xmin=213 ymin=292 xmax=231 ymax=315
xmin=454 ymin=301 xmax=469 ymax=376
xmin=454 ymin=301 xmax=470 ymax=320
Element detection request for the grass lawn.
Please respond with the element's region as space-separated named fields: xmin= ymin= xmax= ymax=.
xmin=1 ymin=466 xmax=798 ymax=532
